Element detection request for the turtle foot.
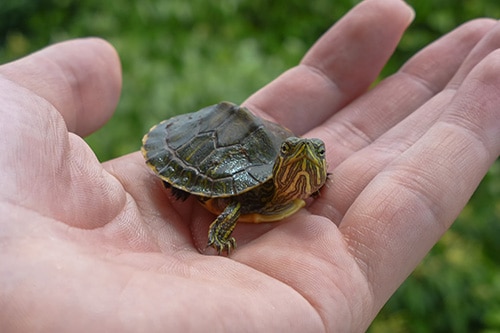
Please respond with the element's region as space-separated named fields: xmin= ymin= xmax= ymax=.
xmin=207 ymin=236 xmax=237 ymax=256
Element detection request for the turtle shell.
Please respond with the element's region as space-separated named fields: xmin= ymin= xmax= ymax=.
xmin=141 ymin=101 xmax=294 ymax=198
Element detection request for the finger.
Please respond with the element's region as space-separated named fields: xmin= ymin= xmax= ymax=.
xmin=313 ymin=19 xmax=497 ymax=218
xmin=448 ymin=21 xmax=500 ymax=86
xmin=318 ymin=19 xmax=496 ymax=161
xmin=244 ymin=0 xmax=415 ymax=134
xmin=342 ymin=50 xmax=500 ymax=310
xmin=0 ymin=38 xmax=122 ymax=137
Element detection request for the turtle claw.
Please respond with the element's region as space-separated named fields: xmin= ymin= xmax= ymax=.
xmin=207 ymin=236 xmax=237 ymax=255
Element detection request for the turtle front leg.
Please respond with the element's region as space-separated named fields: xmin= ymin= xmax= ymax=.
xmin=207 ymin=200 xmax=241 ymax=255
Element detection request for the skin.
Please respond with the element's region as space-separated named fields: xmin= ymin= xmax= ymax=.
xmin=0 ymin=0 xmax=499 ymax=331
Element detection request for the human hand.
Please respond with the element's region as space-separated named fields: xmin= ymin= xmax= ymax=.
xmin=1 ymin=0 xmax=499 ymax=332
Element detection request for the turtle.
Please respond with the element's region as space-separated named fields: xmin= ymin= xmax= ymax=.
xmin=141 ymin=101 xmax=327 ymax=255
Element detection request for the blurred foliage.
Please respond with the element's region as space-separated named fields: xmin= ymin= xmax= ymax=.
xmin=1 ymin=0 xmax=499 ymax=331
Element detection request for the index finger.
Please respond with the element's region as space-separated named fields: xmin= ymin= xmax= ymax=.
xmin=244 ymin=0 xmax=415 ymax=135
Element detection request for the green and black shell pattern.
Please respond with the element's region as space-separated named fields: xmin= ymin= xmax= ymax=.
xmin=141 ymin=101 xmax=294 ymax=198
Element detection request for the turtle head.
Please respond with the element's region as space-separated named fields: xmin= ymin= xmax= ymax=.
xmin=272 ymin=137 xmax=327 ymax=202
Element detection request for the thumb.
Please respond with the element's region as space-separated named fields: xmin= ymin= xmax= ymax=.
xmin=0 ymin=37 xmax=122 ymax=137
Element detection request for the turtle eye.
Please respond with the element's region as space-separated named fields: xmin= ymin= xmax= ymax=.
xmin=317 ymin=146 xmax=325 ymax=157
xmin=311 ymin=140 xmax=325 ymax=157
xmin=280 ymin=142 xmax=290 ymax=155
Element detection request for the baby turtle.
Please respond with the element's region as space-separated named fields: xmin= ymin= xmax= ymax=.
xmin=142 ymin=102 xmax=327 ymax=254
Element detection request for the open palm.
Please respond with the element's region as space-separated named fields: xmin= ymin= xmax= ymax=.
xmin=1 ymin=0 xmax=499 ymax=332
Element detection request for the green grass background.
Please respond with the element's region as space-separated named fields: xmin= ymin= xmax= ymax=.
xmin=1 ymin=1 xmax=499 ymax=331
